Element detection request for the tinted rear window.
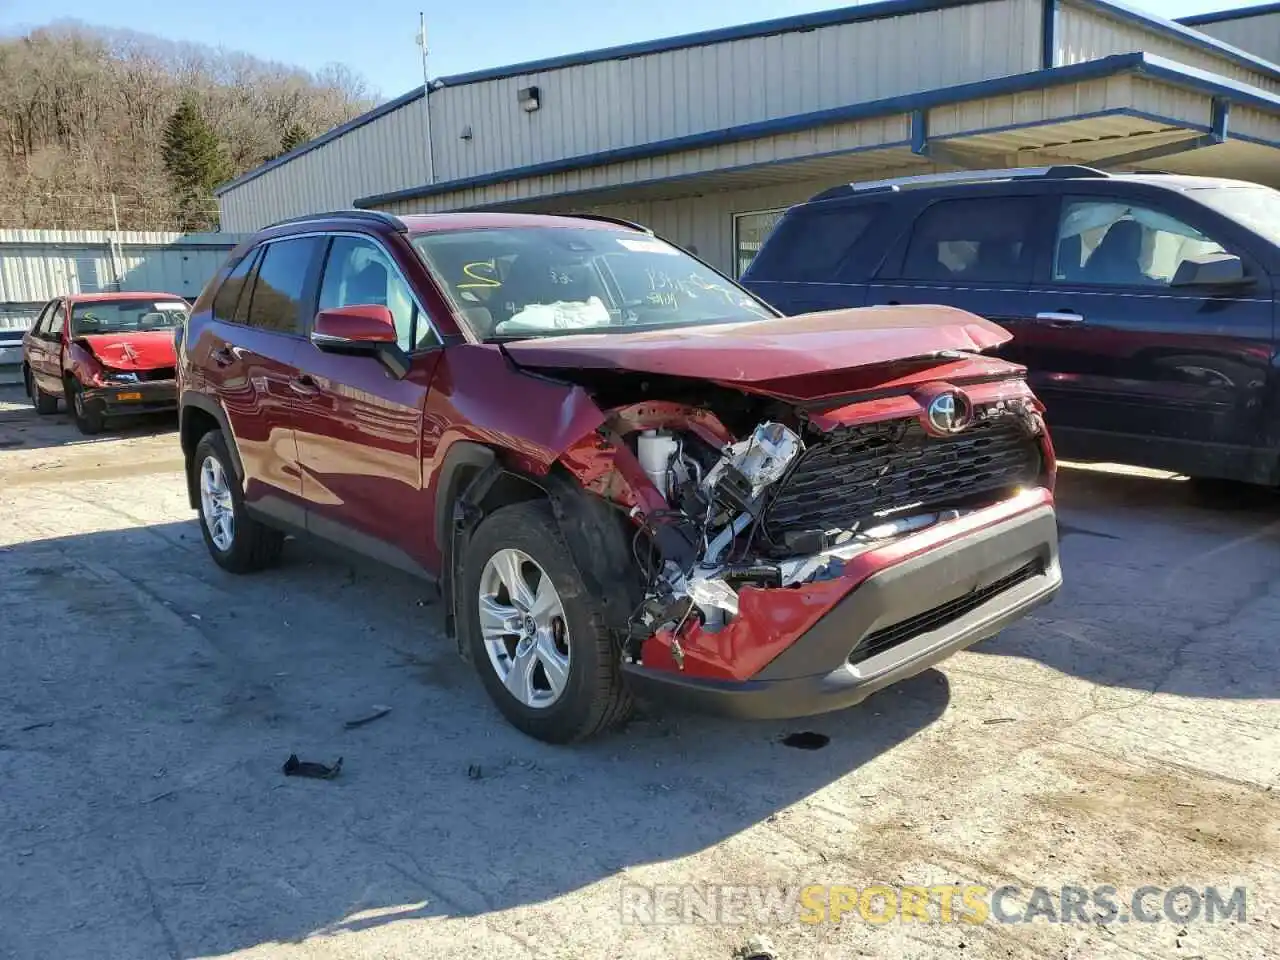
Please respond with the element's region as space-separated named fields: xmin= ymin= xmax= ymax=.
xmin=901 ymin=198 xmax=1038 ymax=283
xmin=245 ymin=237 xmax=323 ymax=335
xmin=745 ymin=206 xmax=880 ymax=282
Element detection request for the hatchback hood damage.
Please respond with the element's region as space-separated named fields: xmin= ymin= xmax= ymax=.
xmin=502 ymin=305 xmax=1014 ymax=401
xmin=75 ymin=332 xmax=176 ymax=371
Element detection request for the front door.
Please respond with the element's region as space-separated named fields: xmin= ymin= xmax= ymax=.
xmin=1019 ymin=194 xmax=1274 ymax=473
xmin=25 ymin=300 xmax=66 ymax=395
xmin=292 ymin=235 xmax=442 ymax=574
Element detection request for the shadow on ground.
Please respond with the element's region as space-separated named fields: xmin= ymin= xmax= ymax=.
xmin=0 ymin=385 xmax=176 ymax=453
xmin=970 ymin=464 xmax=1280 ymax=701
xmin=0 ymin=519 xmax=949 ymax=959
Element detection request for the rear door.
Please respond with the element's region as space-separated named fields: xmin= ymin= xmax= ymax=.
xmin=741 ymin=203 xmax=888 ymax=314
xmin=1019 ymin=191 xmax=1274 ymax=471
xmin=199 ymin=237 xmax=324 ymax=519
xmin=292 ymin=234 xmax=442 ymax=573
xmin=865 ymin=194 xmax=1050 ymax=356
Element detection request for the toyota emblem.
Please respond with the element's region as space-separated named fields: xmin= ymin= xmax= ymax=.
xmin=927 ymin=391 xmax=970 ymax=434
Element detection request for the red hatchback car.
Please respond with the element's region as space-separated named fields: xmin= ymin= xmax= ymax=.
xmin=178 ymin=210 xmax=1062 ymax=743
xmin=23 ymin=292 xmax=187 ymax=434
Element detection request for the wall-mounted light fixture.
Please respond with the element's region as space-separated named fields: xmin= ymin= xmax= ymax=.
xmin=518 ymin=86 xmax=541 ymax=113
xmin=460 ymin=125 xmax=473 ymax=141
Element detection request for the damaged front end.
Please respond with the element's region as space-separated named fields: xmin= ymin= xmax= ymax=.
xmin=553 ymin=372 xmax=1055 ymax=686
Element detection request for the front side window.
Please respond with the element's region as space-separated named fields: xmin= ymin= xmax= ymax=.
xmin=245 ymin=237 xmax=322 ymax=335
xmin=901 ymin=198 xmax=1037 ymax=284
xmin=47 ymin=302 xmax=66 ymax=337
xmin=1054 ymin=199 xmax=1227 ymax=287
xmin=318 ymin=236 xmax=436 ymax=351
xmin=70 ymin=299 xmax=184 ymax=336
xmin=411 ymin=226 xmax=774 ymax=341
xmin=31 ymin=301 xmax=55 ymax=337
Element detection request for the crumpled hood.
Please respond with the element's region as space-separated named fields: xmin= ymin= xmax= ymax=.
xmin=501 ymin=304 xmax=1016 ymax=399
xmin=76 ymin=332 xmax=176 ymax=371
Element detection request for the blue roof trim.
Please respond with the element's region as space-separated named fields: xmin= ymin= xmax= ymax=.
xmin=361 ymin=52 xmax=1280 ymax=208
xmin=1080 ymin=0 xmax=1280 ymax=79
xmin=431 ymin=0 xmax=991 ymax=88
xmin=213 ymin=86 xmax=425 ymax=196
xmin=1178 ymin=3 xmax=1280 ymax=26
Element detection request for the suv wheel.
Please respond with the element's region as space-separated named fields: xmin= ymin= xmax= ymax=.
xmin=460 ymin=501 xmax=634 ymax=743
xmin=25 ymin=368 xmax=58 ymax=414
xmin=67 ymin=378 xmax=104 ymax=435
xmin=194 ymin=430 xmax=284 ymax=573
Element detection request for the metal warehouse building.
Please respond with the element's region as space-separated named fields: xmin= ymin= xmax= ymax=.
xmin=215 ymin=0 xmax=1280 ymax=278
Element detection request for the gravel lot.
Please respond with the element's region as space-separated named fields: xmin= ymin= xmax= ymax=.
xmin=1 ymin=383 xmax=1277 ymax=960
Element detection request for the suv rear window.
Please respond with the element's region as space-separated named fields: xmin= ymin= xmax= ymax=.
xmin=745 ymin=206 xmax=880 ymax=281
xmin=901 ymin=198 xmax=1037 ymax=283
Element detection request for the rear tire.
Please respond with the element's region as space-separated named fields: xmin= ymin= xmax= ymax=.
xmin=68 ymin=378 xmax=104 ymax=435
xmin=26 ymin=368 xmax=58 ymax=415
xmin=194 ymin=429 xmax=285 ymax=574
xmin=460 ymin=500 xmax=633 ymax=743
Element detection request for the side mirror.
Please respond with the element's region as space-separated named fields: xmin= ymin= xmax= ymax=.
xmin=311 ymin=304 xmax=410 ymax=379
xmin=1170 ymin=253 xmax=1248 ymax=288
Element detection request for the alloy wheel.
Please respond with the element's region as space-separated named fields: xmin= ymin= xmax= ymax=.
xmin=199 ymin=455 xmax=236 ymax=552
xmin=477 ymin=548 xmax=571 ymax=709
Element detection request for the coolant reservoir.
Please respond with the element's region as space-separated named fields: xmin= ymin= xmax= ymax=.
xmin=637 ymin=429 xmax=680 ymax=498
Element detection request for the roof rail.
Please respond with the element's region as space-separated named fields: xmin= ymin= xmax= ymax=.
xmin=809 ymin=165 xmax=1109 ymax=201
xmin=551 ymin=212 xmax=653 ymax=234
xmin=267 ymin=209 xmax=408 ymax=232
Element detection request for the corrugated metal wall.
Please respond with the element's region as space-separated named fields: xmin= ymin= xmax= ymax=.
xmin=0 ymin=230 xmax=245 ymax=332
xmin=218 ymin=0 xmax=1041 ymax=230
xmin=1055 ymin=1 xmax=1280 ymax=93
xmin=428 ymin=0 xmax=1040 ymax=182
xmin=219 ymin=102 xmax=431 ymax=232
xmin=1190 ymin=13 xmax=1280 ymax=68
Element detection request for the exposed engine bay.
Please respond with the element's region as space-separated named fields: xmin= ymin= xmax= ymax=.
xmin=591 ymin=385 xmax=1049 ymax=666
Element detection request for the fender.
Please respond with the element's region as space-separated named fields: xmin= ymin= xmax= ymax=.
xmin=180 ymin=393 xmax=245 ymax=509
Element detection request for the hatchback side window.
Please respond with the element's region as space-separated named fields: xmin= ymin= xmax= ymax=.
xmin=245 ymin=238 xmax=323 ymax=335
xmin=212 ymin=250 xmax=260 ymax=324
xmin=318 ymin=236 xmax=437 ymax=351
xmin=46 ymin=302 xmax=65 ymax=338
xmin=1054 ymin=199 xmax=1228 ymax=287
xmin=30 ymin=301 xmax=54 ymax=337
xmin=901 ymin=198 xmax=1037 ymax=283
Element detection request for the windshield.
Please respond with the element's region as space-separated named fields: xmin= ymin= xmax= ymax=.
xmin=1192 ymin=186 xmax=1280 ymax=248
xmin=71 ymin=300 xmax=189 ymax=335
xmin=410 ymin=226 xmax=774 ymax=341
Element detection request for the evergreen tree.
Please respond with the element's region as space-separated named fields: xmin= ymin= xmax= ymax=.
xmin=280 ymin=121 xmax=310 ymax=154
xmin=161 ymin=96 xmax=227 ymax=230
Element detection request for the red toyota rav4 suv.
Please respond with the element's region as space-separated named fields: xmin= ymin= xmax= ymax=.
xmin=178 ymin=210 xmax=1062 ymax=743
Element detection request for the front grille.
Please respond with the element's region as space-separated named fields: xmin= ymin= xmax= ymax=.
xmin=762 ymin=414 xmax=1041 ymax=543
xmin=135 ymin=367 xmax=175 ymax=382
xmin=848 ymin=560 xmax=1042 ymax=666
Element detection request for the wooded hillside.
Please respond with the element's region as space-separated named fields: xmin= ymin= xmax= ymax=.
xmin=0 ymin=22 xmax=377 ymax=232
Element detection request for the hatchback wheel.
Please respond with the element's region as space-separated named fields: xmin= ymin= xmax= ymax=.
xmin=193 ymin=430 xmax=284 ymax=573
xmin=68 ymin=378 xmax=104 ymax=435
xmin=26 ymin=368 xmax=58 ymax=414
xmin=461 ymin=501 xmax=633 ymax=743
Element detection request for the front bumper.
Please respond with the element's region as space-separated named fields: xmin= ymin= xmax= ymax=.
xmin=622 ymin=495 xmax=1061 ymax=720
xmin=83 ymin=379 xmax=177 ymax=415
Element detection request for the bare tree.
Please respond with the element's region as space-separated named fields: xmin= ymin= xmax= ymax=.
xmin=0 ymin=21 xmax=378 ymax=231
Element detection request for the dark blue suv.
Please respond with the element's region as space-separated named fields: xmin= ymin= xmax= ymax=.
xmin=742 ymin=166 xmax=1280 ymax=486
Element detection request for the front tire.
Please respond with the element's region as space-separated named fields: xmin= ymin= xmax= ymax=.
xmin=194 ymin=430 xmax=285 ymax=574
xmin=68 ymin=378 xmax=104 ymax=435
xmin=460 ymin=500 xmax=633 ymax=743
xmin=26 ymin=368 xmax=58 ymax=414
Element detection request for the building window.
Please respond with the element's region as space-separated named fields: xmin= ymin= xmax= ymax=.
xmin=733 ymin=208 xmax=787 ymax=278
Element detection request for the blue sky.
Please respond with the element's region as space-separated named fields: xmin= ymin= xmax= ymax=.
xmin=2 ymin=0 xmax=1254 ymax=101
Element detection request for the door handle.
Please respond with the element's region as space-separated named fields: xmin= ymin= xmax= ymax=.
xmin=289 ymin=374 xmax=320 ymax=397
xmin=1036 ymin=311 xmax=1085 ymax=328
